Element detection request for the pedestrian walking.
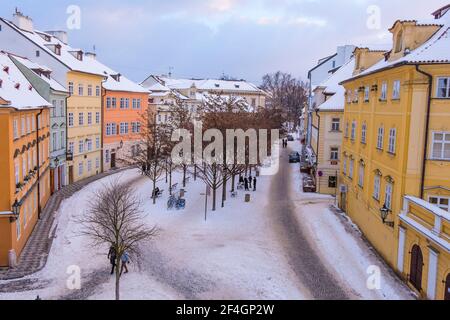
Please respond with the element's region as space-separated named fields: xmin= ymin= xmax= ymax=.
xmin=120 ymin=251 xmax=130 ymax=275
xmin=248 ymin=175 xmax=252 ymax=188
xmin=244 ymin=178 xmax=249 ymax=191
xmin=107 ymin=245 xmax=117 ymax=275
xmin=253 ymin=177 xmax=257 ymax=191
xmin=239 ymin=175 xmax=244 ymax=184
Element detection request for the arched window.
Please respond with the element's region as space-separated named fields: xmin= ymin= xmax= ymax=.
xmin=395 ymin=30 xmax=403 ymax=53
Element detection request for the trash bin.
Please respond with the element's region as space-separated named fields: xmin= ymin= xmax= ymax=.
xmin=180 ymin=189 xmax=185 ymax=198
xmin=245 ymin=194 xmax=251 ymax=203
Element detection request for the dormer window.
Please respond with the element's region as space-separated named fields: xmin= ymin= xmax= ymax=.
xmin=111 ymin=74 xmax=121 ymax=82
xmin=3 ymin=66 xmax=9 ymax=74
xmin=69 ymin=50 xmax=83 ymax=61
xmin=395 ymin=30 xmax=403 ymax=53
xmin=15 ymin=83 xmax=20 ymax=90
xmin=215 ymin=84 xmax=220 ymax=88
xmin=28 ymin=85 xmax=33 ymax=91
xmin=235 ymin=84 xmax=240 ymax=89
xmin=55 ymin=44 xmax=61 ymax=56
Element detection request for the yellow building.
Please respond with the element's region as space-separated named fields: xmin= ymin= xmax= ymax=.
xmin=0 ymin=52 xmax=51 ymax=267
xmin=339 ymin=7 xmax=450 ymax=299
xmin=311 ymin=58 xmax=355 ymax=195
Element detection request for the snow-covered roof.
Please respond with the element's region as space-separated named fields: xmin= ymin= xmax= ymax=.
xmin=0 ymin=52 xmax=51 ymax=109
xmin=2 ymin=18 xmax=147 ymax=94
xmin=11 ymin=55 xmax=67 ymax=93
xmin=316 ymin=58 xmax=355 ymax=111
xmin=342 ymin=13 xmax=450 ymax=83
xmin=156 ymin=76 xmax=264 ymax=94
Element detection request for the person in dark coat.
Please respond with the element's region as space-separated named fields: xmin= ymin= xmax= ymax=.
xmin=239 ymin=175 xmax=244 ymax=184
xmin=253 ymin=177 xmax=257 ymax=191
xmin=108 ymin=246 xmax=117 ymax=275
xmin=248 ymin=175 xmax=252 ymax=188
xmin=244 ymin=178 xmax=249 ymax=191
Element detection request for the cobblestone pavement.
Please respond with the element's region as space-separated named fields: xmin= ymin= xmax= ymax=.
xmin=0 ymin=167 xmax=133 ymax=281
xmin=269 ymin=148 xmax=350 ymax=300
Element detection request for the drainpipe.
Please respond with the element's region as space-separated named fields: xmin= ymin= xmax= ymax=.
xmin=36 ymin=109 xmax=43 ymax=220
xmin=415 ymin=65 xmax=432 ymax=199
xmin=101 ymin=82 xmax=106 ymax=174
xmin=315 ymin=109 xmax=321 ymax=193
xmin=64 ymin=93 xmax=71 ymax=187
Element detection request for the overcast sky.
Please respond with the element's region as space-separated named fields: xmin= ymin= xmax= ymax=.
xmin=1 ymin=0 xmax=448 ymax=84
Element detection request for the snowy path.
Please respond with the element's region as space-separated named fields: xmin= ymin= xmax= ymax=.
xmin=0 ymin=143 xmax=414 ymax=300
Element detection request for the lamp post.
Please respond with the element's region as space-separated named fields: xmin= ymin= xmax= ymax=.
xmin=380 ymin=204 xmax=394 ymax=228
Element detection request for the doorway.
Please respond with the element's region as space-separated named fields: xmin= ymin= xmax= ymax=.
xmin=409 ymin=245 xmax=423 ymax=292
xmin=445 ymin=273 xmax=450 ymax=300
xmin=68 ymin=165 xmax=74 ymax=184
xmin=111 ymin=152 xmax=116 ymax=169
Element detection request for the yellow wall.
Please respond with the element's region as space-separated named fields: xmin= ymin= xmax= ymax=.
xmin=66 ymin=71 xmax=104 ymax=183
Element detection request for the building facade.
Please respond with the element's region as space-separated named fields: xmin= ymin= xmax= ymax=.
xmin=339 ymin=9 xmax=450 ymax=299
xmin=0 ymin=52 xmax=51 ymax=267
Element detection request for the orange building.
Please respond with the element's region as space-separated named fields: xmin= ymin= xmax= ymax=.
xmin=102 ymin=72 xmax=149 ymax=170
xmin=0 ymin=52 xmax=51 ymax=267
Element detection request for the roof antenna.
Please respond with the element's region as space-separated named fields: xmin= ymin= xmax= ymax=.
xmin=93 ymin=45 xmax=96 ymax=53
xmin=168 ymin=66 xmax=173 ymax=78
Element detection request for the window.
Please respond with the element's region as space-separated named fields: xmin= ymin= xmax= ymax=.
xmin=106 ymin=123 xmax=112 ymax=136
xmin=13 ymin=118 xmax=18 ymax=139
xmin=331 ymin=118 xmax=340 ymax=132
xmin=106 ymin=150 xmax=111 ymax=163
xmin=358 ymin=163 xmax=365 ymax=188
xmin=78 ymin=140 xmax=84 ymax=153
xmin=346 ymin=90 xmax=352 ymax=104
xmin=87 ymin=85 xmax=93 ymax=96
xmin=96 ymin=86 xmax=101 ymax=97
xmin=16 ymin=211 xmax=21 ymax=240
xmin=68 ymin=113 xmax=74 ymax=127
xmin=21 ymin=117 xmax=26 ymax=136
xmin=437 ymin=77 xmax=450 ymax=98
xmin=351 ymin=121 xmax=356 ymax=141
xmin=78 ymin=161 xmax=83 ymax=176
xmin=96 ymin=137 xmax=100 ymax=149
xmin=132 ymin=98 xmax=137 ymax=109
xmin=87 ymin=112 xmax=92 ymax=125
xmin=380 ymin=82 xmax=387 ymax=100
xmin=68 ymin=82 xmax=74 ymax=95
xmin=60 ymin=100 xmax=65 ymax=116
xmin=15 ymin=161 xmax=19 ymax=184
xmin=87 ymin=160 xmax=92 ymax=172
xmin=364 ymin=86 xmax=370 ymax=102
xmin=137 ymin=99 xmax=141 ymax=109
xmin=429 ymin=196 xmax=450 ymax=212
xmin=392 ymin=80 xmax=400 ymax=99
xmin=343 ymin=157 xmax=347 ymax=176
xmin=78 ymin=84 xmax=84 ymax=96
xmin=106 ymin=97 xmax=111 ymax=108
xmin=120 ymin=122 xmax=129 ymax=134
xmin=330 ymin=147 xmax=339 ymax=161
xmin=36 ymin=50 xmax=40 ymax=57
xmin=385 ymin=182 xmax=393 ymax=209
xmin=112 ymin=98 xmax=117 ymax=108
xmin=87 ymin=139 xmax=92 ymax=151
xmin=79 ymin=113 xmax=84 ymax=125
xmin=96 ymin=112 xmax=100 ymax=124
xmin=52 ymin=132 xmax=58 ymax=151
xmin=32 ymin=117 xmax=36 ymax=131
xmin=361 ymin=122 xmax=367 ymax=144
xmin=328 ymin=176 xmax=337 ymax=188
xmin=120 ymin=98 xmax=125 ymax=109
xmin=96 ymin=157 xmax=100 ymax=169
xmin=60 ymin=131 xmax=65 ymax=149
xmin=431 ymin=132 xmax=450 ymax=160
xmin=377 ymin=126 xmax=384 ymax=150
xmin=251 ymin=98 xmax=256 ymax=107
xmin=344 ymin=121 xmax=349 ymax=138
xmin=395 ymin=30 xmax=403 ymax=53
xmin=26 ymin=116 xmax=31 ymax=133
xmin=68 ymin=142 xmax=74 ymax=154
xmin=125 ymin=98 xmax=130 ymax=109
xmin=388 ymin=128 xmax=397 ymax=154
xmin=349 ymin=159 xmax=354 ymax=179
xmin=353 ymin=89 xmax=359 ymax=103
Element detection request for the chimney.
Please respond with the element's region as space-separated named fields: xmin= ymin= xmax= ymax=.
xmin=85 ymin=52 xmax=96 ymax=60
xmin=13 ymin=9 xmax=34 ymax=33
xmin=45 ymin=30 xmax=68 ymax=44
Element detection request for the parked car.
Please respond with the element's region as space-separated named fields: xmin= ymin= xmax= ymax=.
xmin=289 ymin=152 xmax=300 ymax=163
xmin=287 ymin=135 xmax=294 ymax=141
xmin=303 ymin=176 xmax=316 ymax=193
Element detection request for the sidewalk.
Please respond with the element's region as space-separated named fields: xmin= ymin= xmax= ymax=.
xmin=0 ymin=167 xmax=132 ymax=281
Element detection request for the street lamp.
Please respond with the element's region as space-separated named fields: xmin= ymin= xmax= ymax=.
xmin=54 ymin=156 xmax=60 ymax=167
xmin=10 ymin=199 xmax=21 ymax=223
xmin=380 ymin=204 xmax=394 ymax=228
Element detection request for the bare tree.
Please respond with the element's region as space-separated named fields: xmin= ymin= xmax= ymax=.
xmin=261 ymin=71 xmax=308 ymax=130
xmin=79 ymin=179 xmax=158 ymax=300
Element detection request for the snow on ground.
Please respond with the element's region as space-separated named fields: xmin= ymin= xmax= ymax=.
xmin=0 ymin=167 xmax=303 ymax=300
xmin=288 ymin=141 xmax=414 ymax=300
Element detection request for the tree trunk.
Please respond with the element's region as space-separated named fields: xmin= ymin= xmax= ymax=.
xmin=183 ymin=165 xmax=187 ymax=188
xmin=231 ymin=172 xmax=236 ymax=192
xmin=152 ymin=178 xmax=156 ymax=204
xmin=194 ymin=165 xmax=197 ymax=181
xmin=115 ymin=259 xmax=121 ymax=300
xmin=169 ymin=164 xmax=173 ymax=195
xmin=222 ymin=169 xmax=227 ymax=208
xmin=212 ymin=187 xmax=216 ymax=211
